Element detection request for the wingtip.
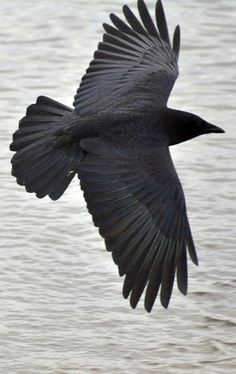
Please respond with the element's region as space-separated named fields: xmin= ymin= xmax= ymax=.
xmin=155 ymin=0 xmax=171 ymax=46
xmin=137 ymin=0 xmax=146 ymax=8
xmin=109 ymin=12 xmax=116 ymax=22
xmin=156 ymin=0 xmax=164 ymax=12
xmin=122 ymin=280 xmax=132 ymax=299
xmin=190 ymin=249 xmax=198 ymax=266
xmin=103 ymin=22 xmax=108 ymax=31
xmin=173 ymin=24 xmax=181 ymax=59
xmin=144 ymin=296 xmax=155 ymax=313
xmin=186 ymin=229 xmax=198 ymax=266
xmin=160 ymin=289 xmax=171 ymax=309
xmin=175 ymin=24 xmax=181 ymax=38
xmin=178 ymin=278 xmax=188 ymax=295
xmin=180 ymin=287 xmax=188 ymax=296
xmin=144 ymin=303 xmax=153 ymax=313
xmin=162 ymin=303 xmax=169 ymax=310
xmin=130 ymin=298 xmax=138 ymax=309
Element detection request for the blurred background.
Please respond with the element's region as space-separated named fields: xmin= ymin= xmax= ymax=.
xmin=1 ymin=0 xmax=236 ymax=373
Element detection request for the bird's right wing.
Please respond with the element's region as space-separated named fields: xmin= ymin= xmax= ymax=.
xmin=78 ymin=138 xmax=197 ymax=312
xmin=73 ymin=0 xmax=181 ymax=115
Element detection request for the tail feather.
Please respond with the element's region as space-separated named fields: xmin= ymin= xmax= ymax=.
xmin=35 ymin=144 xmax=79 ymax=199
xmin=11 ymin=96 xmax=81 ymax=200
xmin=26 ymin=96 xmax=72 ymax=116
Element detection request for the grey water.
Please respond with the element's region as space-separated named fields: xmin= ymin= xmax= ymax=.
xmin=1 ymin=0 xmax=236 ymax=373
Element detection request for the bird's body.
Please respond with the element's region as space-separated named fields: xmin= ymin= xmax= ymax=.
xmin=10 ymin=0 xmax=224 ymax=312
xmin=54 ymin=106 xmax=214 ymax=149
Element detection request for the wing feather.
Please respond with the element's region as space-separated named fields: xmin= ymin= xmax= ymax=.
xmin=155 ymin=0 xmax=171 ymax=46
xmin=138 ymin=0 xmax=159 ymax=38
xmin=78 ymin=138 xmax=197 ymax=311
xmin=123 ymin=5 xmax=149 ymax=36
xmin=73 ymin=0 xmax=180 ymax=115
xmin=173 ymin=25 xmax=181 ymax=61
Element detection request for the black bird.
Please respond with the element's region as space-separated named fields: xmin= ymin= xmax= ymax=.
xmin=10 ymin=0 xmax=224 ymax=312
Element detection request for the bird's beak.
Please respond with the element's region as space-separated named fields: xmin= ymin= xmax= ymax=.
xmin=205 ymin=122 xmax=225 ymax=134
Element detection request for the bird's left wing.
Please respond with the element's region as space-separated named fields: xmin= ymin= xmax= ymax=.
xmin=73 ymin=0 xmax=180 ymax=115
xmin=78 ymin=138 xmax=197 ymax=312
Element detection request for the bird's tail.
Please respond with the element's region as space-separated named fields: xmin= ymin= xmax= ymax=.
xmin=10 ymin=96 xmax=81 ymax=200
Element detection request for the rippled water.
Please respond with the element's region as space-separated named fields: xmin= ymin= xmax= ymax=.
xmin=1 ymin=1 xmax=236 ymax=373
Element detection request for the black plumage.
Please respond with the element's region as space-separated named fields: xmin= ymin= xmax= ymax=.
xmin=10 ymin=0 xmax=224 ymax=312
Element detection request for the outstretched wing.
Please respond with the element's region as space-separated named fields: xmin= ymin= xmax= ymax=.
xmin=73 ymin=0 xmax=181 ymax=115
xmin=78 ymin=138 xmax=197 ymax=312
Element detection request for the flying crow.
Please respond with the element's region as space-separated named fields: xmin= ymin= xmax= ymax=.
xmin=10 ymin=0 xmax=224 ymax=312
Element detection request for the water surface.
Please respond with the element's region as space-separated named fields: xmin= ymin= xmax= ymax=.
xmin=1 ymin=1 xmax=236 ymax=373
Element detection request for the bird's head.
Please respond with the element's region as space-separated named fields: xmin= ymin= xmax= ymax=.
xmin=186 ymin=115 xmax=225 ymax=145
xmin=166 ymin=109 xmax=225 ymax=145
